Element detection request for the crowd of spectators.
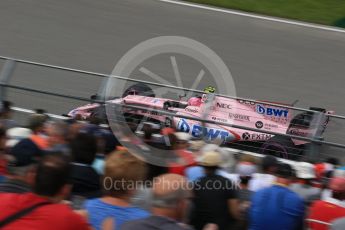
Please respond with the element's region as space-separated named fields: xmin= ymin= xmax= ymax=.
xmin=0 ymin=101 xmax=344 ymax=230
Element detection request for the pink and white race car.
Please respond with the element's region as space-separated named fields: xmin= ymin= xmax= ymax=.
xmin=68 ymin=83 xmax=333 ymax=159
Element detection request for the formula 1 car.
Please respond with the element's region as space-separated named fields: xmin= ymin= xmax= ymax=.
xmin=68 ymin=83 xmax=333 ymax=159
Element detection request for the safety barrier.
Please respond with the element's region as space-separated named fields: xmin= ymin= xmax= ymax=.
xmin=1 ymin=56 xmax=345 ymax=162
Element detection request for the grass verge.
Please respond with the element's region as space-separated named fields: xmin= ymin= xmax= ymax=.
xmin=184 ymin=0 xmax=345 ymax=28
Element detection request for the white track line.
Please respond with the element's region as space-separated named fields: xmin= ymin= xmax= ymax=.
xmin=157 ymin=0 xmax=345 ymax=33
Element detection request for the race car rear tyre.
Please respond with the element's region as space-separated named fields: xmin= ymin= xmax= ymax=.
xmin=122 ymin=83 xmax=155 ymax=98
xmin=260 ymin=136 xmax=303 ymax=160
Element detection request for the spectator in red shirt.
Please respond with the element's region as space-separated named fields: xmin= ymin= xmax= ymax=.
xmin=168 ymin=132 xmax=196 ymax=176
xmin=308 ymin=177 xmax=345 ymax=230
xmin=0 ymin=154 xmax=90 ymax=230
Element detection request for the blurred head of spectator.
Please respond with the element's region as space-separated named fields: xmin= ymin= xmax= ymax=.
xmin=103 ymin=150 xmax=147 ymax=198
xmin=0 ymin=138 xmax=43 ymax=193
xmin=27 ymin=114 xmax=48 ymax=134
xmin=329 ymin=177 xmax=345 ymax=201
xmin=69 ymin=132 xmax=100 ymax=200
xmin=261 ymin=155 xmax=278 ymax=174
xmin=122 ymin=174 xmax=192 ymax=230
xmin=248 ymin=156 xmax=278 ymax=192
xmin=199 ymin=150 xmax=221 ymax=176
xmin=0 ymin=127 xmax=6 ymax=151
xmin=33 ymin=154 xmax=72 ymax=200
xmin=45 ymin=121 xmax=70 ymax=155
xmin=84 ymin=150 xmax=149 ymax=230
xmin=0 ymin=101 xmax=17 ymax=129
xmin=0 ymin=101 xmax=12 ymax=119
xmin=71 ymin=133 xmax=97 ymax=165
xmin=151 ymin=174 xmax=191 ymax=221
xmin=142 ymin=123 xmax=155 ymax=141
xmin=236 ymin=160 xmax=258 ymax=188
xmin=171 ymin=132 xmax=190 ymax=150
xmin=26 ymin=114 xmax=49 ymax=150
xmin=315 ymin=157 xmax=340 ymax=180
xmin=46 ymin=121 xmax=68 ymax=147
xmin=0 ymin=127 xmax=7 ymax=181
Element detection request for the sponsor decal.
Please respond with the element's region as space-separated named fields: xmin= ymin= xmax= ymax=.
xmin=177 ymin=119 xmax=235 ymax=141
xmin=211 ymin=116 xmax=227 ymax=123
xmin=216 ymin=102 xmax=232 ymax=109
xmin=185 ymin=107 xmax=198 ymax=113
xmin=288 ymin=128 xmax=308 ymax=136
xmin=264 ymin=123 xmax=278 ymax=130
xmin=141 ymin=110 xmax=159 ymax=116
xmin=255 ymin=121 xmax=264 ymax=129
xmin=229 ymin=113 xmax=250 ymax=121
xmin=256 ymin=104 xmax=289 ymax=118
xmin=238 ymin=99 xmax=256 ymax=105
xmin=152 ymin=99 xmax=160 ymax=104
xmin=242 ymin=132 xmax=272 ymax=141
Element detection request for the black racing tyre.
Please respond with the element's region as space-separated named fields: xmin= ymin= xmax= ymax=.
xmin=260 ymin=135 xmax=303 ymax=160
xmin=122 ymin=83 xmax=155 ymax=98
xmin=89 ymin=105 xmax=107 ymax=124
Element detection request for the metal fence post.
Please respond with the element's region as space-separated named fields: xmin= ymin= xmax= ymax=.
xmin=0 ymin=59 xmax=16 ymax=101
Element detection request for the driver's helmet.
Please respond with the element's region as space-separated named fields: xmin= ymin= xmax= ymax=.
xmin=188 ymin=97 xmax=202 ymax=106
xmin=204 ymin=86 xmax=216 ymax=93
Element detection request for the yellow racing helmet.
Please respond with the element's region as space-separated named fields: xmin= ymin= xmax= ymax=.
xmin=203 ymin=86 xmax=216 ymax=93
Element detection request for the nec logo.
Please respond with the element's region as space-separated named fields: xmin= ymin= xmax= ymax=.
xmin=256 ymin=104 xmax=288 ymax=118
xmin=216 ymin=103 xmax=232 ymax=109
xmin=177 ymin=119 xmax=235 ymax=141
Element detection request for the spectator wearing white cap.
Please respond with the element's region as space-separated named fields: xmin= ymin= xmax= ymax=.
xmin=290 ymin=162 xmax=321 ymax=205
xmin=6 ymin=127 xmax=32 ymax=149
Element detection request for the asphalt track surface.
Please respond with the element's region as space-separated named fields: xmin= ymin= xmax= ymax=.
xmin=1 ymin=0 xmax=345 ymax=162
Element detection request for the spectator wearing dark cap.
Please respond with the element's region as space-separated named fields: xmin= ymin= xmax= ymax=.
xmin=308 ymin=177 xmax=345 ymax=230
xmin=0 ymin=138 xmax=43 ymax=193
xmin=0 ymin=154 xmax=90 ymax=230
xmin=191 ymin=151 xmax=239 ymax=230
xmin=248 ymin=155 xmax=278 ymax=192
xmin=0 ymin=100 xmax=17 ymax=130
xmin=69 ymin=133 xmax=101 ymax=202
xmin=249 ymin=163 xmax=305 ymax=230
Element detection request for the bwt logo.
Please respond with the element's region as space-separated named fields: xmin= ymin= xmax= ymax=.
xmin=177 ymin=119 xmax=235 ymax=141
xmin=256 ymin=104 xmax=288 ymax=118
